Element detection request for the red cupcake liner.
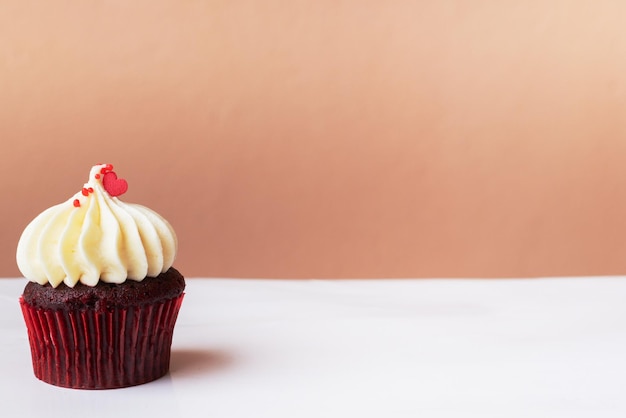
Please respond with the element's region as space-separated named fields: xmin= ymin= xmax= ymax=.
xmin=19 ymin=294 xmax=184 ymax=389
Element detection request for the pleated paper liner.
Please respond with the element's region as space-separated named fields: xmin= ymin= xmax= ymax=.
xmin=19 ymin=293 xmax=184 ymax=389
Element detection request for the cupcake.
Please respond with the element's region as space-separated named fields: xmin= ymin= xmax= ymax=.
xmin=16 ymin=163 xmax=185 ymax=389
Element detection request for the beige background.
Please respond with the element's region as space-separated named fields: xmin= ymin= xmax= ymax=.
xmin=2 ymin=1 xmax=626 ymax=278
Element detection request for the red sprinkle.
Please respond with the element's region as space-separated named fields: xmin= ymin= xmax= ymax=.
xmin=100 ymin=164 xmax=114 ymax=174
xmin=81 ymin=188 xmax=89 ymax=196
xmin=95 ymin=174 xmax=100 ymax=179
xmin=73 ymin=199 xmax=81 ymax=207
xmin=88 ymin=187 xmax=94 ymax=193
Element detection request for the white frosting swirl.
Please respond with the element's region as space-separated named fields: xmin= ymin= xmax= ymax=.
xmin=16 ymin=164 xmax=178 ymax=288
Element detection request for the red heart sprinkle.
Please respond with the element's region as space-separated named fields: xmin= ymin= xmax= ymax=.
xmin=102 ymin=171 xmax=128 ymax=197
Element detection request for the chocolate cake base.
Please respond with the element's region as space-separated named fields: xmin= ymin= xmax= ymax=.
xmin=20 ymin=268 xmax=185 ymax=389
xmin=22 ymin=267 xmax=185 ymax=310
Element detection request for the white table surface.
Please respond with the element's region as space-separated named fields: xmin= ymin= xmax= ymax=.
xmin=1 ymin=276 xmax=625 ymax=418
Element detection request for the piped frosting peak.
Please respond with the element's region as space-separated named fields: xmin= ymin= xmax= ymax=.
xmin=16 ymin=164 xmax=177 ymax=288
